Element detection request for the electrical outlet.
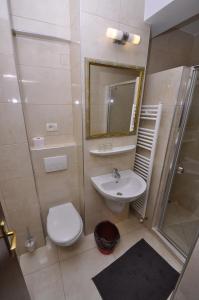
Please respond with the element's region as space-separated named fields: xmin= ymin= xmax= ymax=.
xmin=46 ymin=123 xmax=58 ymax=132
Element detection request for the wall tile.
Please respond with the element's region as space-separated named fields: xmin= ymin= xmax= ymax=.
xmin=19 ymin=65 xmax=72 ymax=105
xmin=24 ymin=104 xmax=74 ymax=141
xmin=81 ymin=12 xmax=149 ymax=67
xmin=0 ymin=54 xmax=21 ymax=103
xmin=81 ymin=12 xmax=120 ymax=62
xmin=82 ymin=0 xmax=121 ymax=22
xmin=190 ymin=35 xmax=199 ymax=66
xmin=10 ymin=0 xmax=70 ymax=27
xmin=36 ymin=171 xmax=79 ymax=221
xmin=12 ymin=16 xmax=70 ymax=40
xmin=43 ymin=135 xmax=74 ymax=146
xmin=0 ymin=23 xmax=13 ymax=56
xmin=0 ymin=143 xmax=32 ymax=181
xmin=147 ymin=29 xmax=194 ymax=74
xmin=119 ymin=0 xmax=147 ymax=30
xmin=0 ymin=176 xmax=44 ymax=253
xmin=0 ymin=103 xmax=27 ymax=145
xmin=143 ymin=67 xmax=183 ymax=105
xmin=168 ymin=30 xmax=193 ymax=57
xmin=116 ymin=23 xmax=150 ymax=67
xmin=15 ymin=36 xmax=70 ymax=69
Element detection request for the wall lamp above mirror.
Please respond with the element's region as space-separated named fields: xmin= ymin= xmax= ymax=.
xmin=106 ymin=28 xmax=141 ymax=45
xmin=85 ymin=59 xmax=145 ymax=139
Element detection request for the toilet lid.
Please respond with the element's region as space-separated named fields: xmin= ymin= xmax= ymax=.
xmin=47 ymin=203 xmax=83 ymax=244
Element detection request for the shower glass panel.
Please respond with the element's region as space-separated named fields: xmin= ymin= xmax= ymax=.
xmin=160 ymin=68 xmax=199 ymax=256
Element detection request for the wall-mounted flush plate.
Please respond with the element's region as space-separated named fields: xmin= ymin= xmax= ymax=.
xmin=46 ymin=123 xmax=58 ymax=132
xmin=44 ymin=155 xmax=67 ymax=172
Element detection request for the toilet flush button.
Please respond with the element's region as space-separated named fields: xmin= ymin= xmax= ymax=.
xmin=44 ymin=155 xmax=67 ymax=172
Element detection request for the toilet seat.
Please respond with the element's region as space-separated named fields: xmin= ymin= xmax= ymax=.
xmin=47 ymin=202 xmax=83 ymax=246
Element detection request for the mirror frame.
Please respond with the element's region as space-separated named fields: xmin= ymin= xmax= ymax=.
xmin=85 ymin=58 xmax=145 ymax=139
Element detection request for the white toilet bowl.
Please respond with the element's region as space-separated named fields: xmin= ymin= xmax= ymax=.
xmin=47 ymin=202 xmax=83 ymax=246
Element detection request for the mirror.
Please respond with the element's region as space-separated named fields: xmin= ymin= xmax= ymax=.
xmin=85 ymin=59 xmax=144 ymax=139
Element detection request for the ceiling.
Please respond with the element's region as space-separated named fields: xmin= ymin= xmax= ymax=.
xmin=180 ymin=18 xmax=199 ymax=36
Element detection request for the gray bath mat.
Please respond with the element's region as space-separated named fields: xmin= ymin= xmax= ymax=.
xmin=92 ymin=239 xmax=179 ymax=300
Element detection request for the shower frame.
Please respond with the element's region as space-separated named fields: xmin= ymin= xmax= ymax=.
xmin=152 ymin=66 xmax=199 ymax=259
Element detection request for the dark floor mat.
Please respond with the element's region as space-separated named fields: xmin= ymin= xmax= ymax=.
xmin=92 ymin=239 xmax=179 ymax=300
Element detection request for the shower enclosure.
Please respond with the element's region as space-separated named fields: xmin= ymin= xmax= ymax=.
xmin=157 ymin=66 xmax=199 ymax=256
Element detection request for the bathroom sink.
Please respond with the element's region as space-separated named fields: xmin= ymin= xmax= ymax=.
xmin=91 ymin=170 xmax=146 ymax=212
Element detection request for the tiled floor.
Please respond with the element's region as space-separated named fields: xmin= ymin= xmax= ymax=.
xmin=20 ymin=215 xmax=183 ymax=300
xmin=162 ymin=202 xmax=199 ymax=254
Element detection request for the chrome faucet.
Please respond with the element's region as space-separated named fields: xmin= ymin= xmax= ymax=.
xmin=112 ymin=168 xmax=120 ymax=180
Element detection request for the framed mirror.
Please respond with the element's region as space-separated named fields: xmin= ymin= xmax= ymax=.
xmin=85 ymin=59 xmax=145 ymax=139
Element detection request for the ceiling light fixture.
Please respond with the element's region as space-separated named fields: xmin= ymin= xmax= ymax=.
xmin=106 ymin=28 xmax=141 ymax=45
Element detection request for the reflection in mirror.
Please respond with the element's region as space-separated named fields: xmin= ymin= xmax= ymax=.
xmin=86 ymin=59 xmax=144 ymax=139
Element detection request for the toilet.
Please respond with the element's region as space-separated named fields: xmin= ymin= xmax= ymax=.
xmin=47 ymin=202 xmax=83 ymax=246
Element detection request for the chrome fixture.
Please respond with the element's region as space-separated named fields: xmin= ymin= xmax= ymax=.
xmin=112 ymin=168 xmax=121 ymax=180
xmin=177 ymin=165 xmax=184 ymax=174
xmin=106 ymin=28 xmax=141 ymax=45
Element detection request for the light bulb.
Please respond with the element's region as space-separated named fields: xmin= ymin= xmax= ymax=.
xmin=106 ymin=27 xmax=141 ymax=45
xmin=106 ymin=28 xmax=123 ymax=41
xmin=129 ymin=34 xmax=141 ymax=45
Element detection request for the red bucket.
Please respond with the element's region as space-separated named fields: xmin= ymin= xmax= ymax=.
xmin=94 ymin=221 xmax=120 ymax=254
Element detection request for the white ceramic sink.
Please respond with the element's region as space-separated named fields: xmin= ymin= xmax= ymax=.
xmin=91 ymin=169 xmax=146 ymax=213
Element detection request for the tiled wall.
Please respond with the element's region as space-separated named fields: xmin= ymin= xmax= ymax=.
xmin=3 ymin=0 xmax=151 ymax=244
xmin=69 ymin=0 xmax=84 ymax=217
xmin=147 ymin=28 xmax=199 ymax=74
xmin=15 ymin=36 xmax=74 ymax=145
xmin=0 ymin=0 xmax=44 ymax=254
xmin=80 ymin=0 xmax=150 ymax=233
xmin=9 ymin=1 xmax=82 ymax=233
xmin=10 ymin=0 xmax=71 ymax=40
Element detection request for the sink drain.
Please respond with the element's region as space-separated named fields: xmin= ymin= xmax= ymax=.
xmin=117 ymin=192 xmax=123 ymax=196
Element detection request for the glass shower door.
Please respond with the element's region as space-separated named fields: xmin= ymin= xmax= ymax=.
xmin=160 ymin=68 xmax=199 ymax=256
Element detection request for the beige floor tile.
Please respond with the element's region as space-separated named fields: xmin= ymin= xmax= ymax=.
xmin=58 ymin=232 xmax=96 ymax=262
xmin=60 ymin=247 xmax=114 ymax=300
xmin=113 ymin=227 xmax=147 ymax=259
xmin=116 ymin=214 xmax=143 ymax=236
xmin=25 ymin=263 xmax=65 ymax=300
xmin=21 ymin=217 xmax=182 ymax=300
xmin=164 ymin=202 xmax=198 ymax=226
xmin=20 ymin=238 xmax=58 ymax=275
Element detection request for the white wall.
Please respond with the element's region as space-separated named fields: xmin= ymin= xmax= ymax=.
xmin=144 ymin=0 xmax=174 ymax=20
xmin=145 ymin=0 xmax=199 ymax=37
xmin=147 ymin=29 xmax=194 ymax=74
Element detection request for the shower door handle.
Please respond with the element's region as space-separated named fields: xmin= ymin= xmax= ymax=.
xmin=177 ymin=166 xmax=184 ymax=174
